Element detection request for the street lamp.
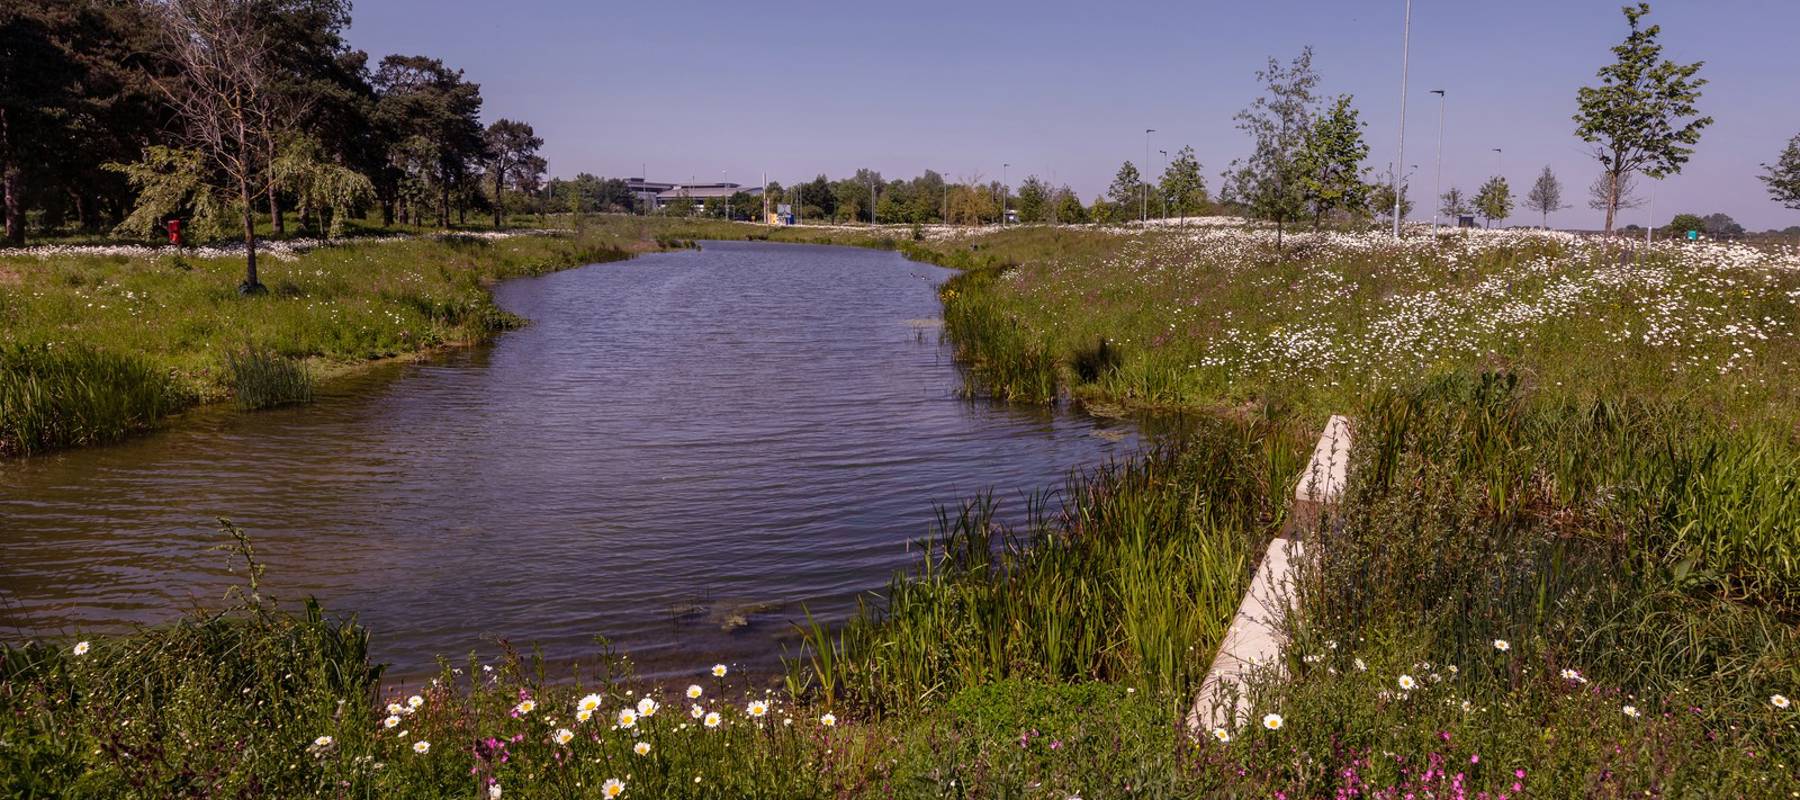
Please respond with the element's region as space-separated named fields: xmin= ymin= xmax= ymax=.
xmin=1430 ymin=89 xmax=1445 ymax=233
xmin=1491 ymin=148 xmax=1503 ymax=175
xmin=1158 ymin=149 xmax=1168 ymax=219
xmin=1143 ymin=128 xmax=1155 ymax=222
xmin=1392 ymin=0 xmax=1413 ymax=238
xmin=1001 ymin=163 xmax=1009 ymax=226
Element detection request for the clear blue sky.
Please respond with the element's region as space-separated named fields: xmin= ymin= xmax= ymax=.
xmin=347 ymin=0 xmax=1800 ymax=229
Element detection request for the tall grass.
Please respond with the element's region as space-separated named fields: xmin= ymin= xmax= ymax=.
xmin=1212 ymin=373 xmax=1800 ymax=796
xmin=0 ymin=342 xmax=183 ymax=456
xmin=1292 ymin=373 xmax=1798 ymax=710
xmin=788 ymin=415 xmax=1304 ymax=715
xmin=228 ymin=347 xmax=315 ymax=409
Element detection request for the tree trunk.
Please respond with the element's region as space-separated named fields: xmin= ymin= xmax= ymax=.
xmin=268 ymin=187 xmax=283 ymax=235
xmin=2 ymin=161 xmax=23 ymax=246
xmin=238 ymin=176 xmax=261 ymax=292
xmin=493 ymin=163 xmax=504 ymax=229
xmin=439 ymin=172 xmax=450 ymax=229
xmin=1603 ymin=172 xmax=1618 ymax=234
xmin=381 ymin=198 xmax=394 ymax=227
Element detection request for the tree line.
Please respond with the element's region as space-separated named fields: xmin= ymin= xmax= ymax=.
xmin=1 ymin=0 xmax=546 ymax=291
xmin=1210 ymin=3 xmax=1798 ymax=238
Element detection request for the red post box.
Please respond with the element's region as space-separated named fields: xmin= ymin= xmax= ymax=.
xmin=167 ymin=218 xmax=183 ymax=246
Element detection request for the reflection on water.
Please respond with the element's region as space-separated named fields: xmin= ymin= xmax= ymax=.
xmin=0 ymin=241 xmax=1137 ymax=679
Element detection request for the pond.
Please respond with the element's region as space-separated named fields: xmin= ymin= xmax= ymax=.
xmin=0 ymin=241 xmax=1138 ymax=680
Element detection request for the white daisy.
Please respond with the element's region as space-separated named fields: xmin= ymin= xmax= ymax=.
xmin=686 ymin=684 xmax=704 ymax=699
xmin=633 ymin=741 xmax=650 ymax=756
xmin=602 ymin=778 xmax=625 ymax=798
xmin=616 ymin=708 xmax=637 ymax=728
xmin=1261 ymin=713 xmax=1283 ymax=731
xmin=554 ymin=728 xmax=574 ymax=745
xmin=73 ymin=641 xmax=90 ymax=656
xmin=412 ymin=740 xmax=431 ymax=754
xmin=820 ymin=713 xmax=837 ymax=727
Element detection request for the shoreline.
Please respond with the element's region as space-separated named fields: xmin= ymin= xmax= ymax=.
xmin=0 ymin=226 xmax=650 ymax=459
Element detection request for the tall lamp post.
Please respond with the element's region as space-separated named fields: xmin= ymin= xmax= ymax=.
xmin=1001 ymin=163 xmax=1009 ymax=226
xmin=1392 ymin=0 xmax=1413 ymax=238
xmin=1143 ymin=128 xmax=1155 ymax=222
xmin=1158 ymin=149 xmax=1168 ymax=219
xmin=1492 ymin=148 xmax=1503 ymax=174
xmin=1429 ymin=89 xmax=1445 ymax=233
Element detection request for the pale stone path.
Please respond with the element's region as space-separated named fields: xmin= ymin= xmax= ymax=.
xmin=1187 ymin=415 xmax=1352 ymax=733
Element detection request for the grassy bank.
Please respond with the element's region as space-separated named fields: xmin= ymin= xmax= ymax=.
xmin=919 ymin=224 xmax=1800 ymax=423
xmin=0 ymin=222 xmax=657 ymax=456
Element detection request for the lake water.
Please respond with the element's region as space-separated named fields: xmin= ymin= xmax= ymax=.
xmin=0 ymin=241 xmax=1137 ymax=680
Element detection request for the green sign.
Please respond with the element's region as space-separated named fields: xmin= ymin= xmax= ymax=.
xmin=1686 ymin=229 xmax=1699 ymax=240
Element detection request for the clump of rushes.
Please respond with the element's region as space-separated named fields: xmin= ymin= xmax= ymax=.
xmin=227 ymin=347 xmax=314 ymax=410
xmin=0 ymin=341 xmax=182 ymax=456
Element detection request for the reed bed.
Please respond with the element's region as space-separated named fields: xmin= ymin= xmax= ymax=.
xmin=787 ymin=415 xmax=1305 ymax=715
xmin=0 ymin=342 xmax=183 ymax=456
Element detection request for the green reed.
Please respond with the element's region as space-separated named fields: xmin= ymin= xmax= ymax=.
xmin=228 ymin=347 xmax=315 ymax=410
xmin=0 ymin=342 xmax=183 ymax=456
xmin=790 ymin=414 xmax=1303 ymax=716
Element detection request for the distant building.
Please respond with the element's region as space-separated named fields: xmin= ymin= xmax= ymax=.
xmin=627 ymin=178 xmax=762 ymax=213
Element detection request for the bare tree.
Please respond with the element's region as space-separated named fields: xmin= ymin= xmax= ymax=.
xmin=1524 ymin=165 xmax=1568 ymax=228
xmin=1588 ymin=171 xmax=1643 ymax=218
xmin=143 ymin=0 xmax=281 ymax=292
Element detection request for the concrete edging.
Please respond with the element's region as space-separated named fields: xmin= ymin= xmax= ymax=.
xmin=1186 ymin=414 xmax=1352 ymax=733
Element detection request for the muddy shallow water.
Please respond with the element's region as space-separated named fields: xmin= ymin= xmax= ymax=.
xmin=0 ymin=241 xmax=1138 ymax=680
